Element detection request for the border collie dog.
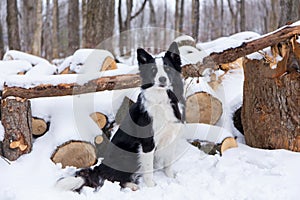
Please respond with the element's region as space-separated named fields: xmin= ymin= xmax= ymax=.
xmin=57 ymin=42 xmax=185 ymax=192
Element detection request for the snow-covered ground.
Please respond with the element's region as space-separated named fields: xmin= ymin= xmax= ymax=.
xmin=1 ymin=66 xmax=300 ymax=200
xmin=1 ymin=33 xmax=300 ymax=199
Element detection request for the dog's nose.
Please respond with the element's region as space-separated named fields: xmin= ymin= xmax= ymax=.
xmin=159 ymin=76 xmax=167 ymax=83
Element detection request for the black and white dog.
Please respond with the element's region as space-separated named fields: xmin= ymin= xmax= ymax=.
xmin=57 ymin=42 xmax=185 ymax=192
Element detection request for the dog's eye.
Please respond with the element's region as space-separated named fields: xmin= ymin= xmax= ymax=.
xmin=164 ymin=67 xmax=170 ymax=72
xmin=151 ymin=67 xmax=157 ymax=74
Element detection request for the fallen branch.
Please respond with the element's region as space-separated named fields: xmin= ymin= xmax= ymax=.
xmin=3 ymin=74 xmax=141 ymax=99
xmin=203 ymin=23 xmax=300 ymax=65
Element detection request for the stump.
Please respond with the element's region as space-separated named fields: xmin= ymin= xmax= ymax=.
xmin=186 ymin=92 xmax=223 ymax=125
xmin=1 ymin=97 xmax=33 ymax=161
xmin=242 ymin=56 xmax=300 ymax=151
xmin=51 ymin=140 xmax=97 ymax=168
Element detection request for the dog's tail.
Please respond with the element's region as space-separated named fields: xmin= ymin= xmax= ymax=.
xmin=55 ymin=166 xmax=104 ymax=192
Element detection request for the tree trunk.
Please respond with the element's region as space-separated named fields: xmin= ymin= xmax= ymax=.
xmin=81 ymin=0 xmax=87 ymax=48
xmin=240 ymin=0 xmax=246 ymax=32
xmin=84 ymin=0 xmax=115 ymax=48
xmin=179 ymin=0 xmax=185 ymax=33
xmin=175 ymin=0 xmax=180 ymax=32
xmin=6 ymin=0 xmax=20 ymax=50
xmin=1 ymin=98 xmax=32 ymax=161
xmin=68 ymin=0 xmax=80 ymax=55
xmin=32 ymin=0 xmax=43 ymax=56
xmin=52 ymin=0 xmax=59 ymax=58
xmin=191 ymin=0 xmax=200 ymax=41
xmin=0 ymin=22 xmax=4 ymax=59
xmin=21 ymin=0 xmax=36 ymax=53
xmin=43 ymin=0 xmax=52 ymax=60
xmin=278 ymin=0 xmax=300 ymax=27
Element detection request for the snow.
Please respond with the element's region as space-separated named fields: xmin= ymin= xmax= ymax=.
xmin=5 ymin=64 xmax=139 ymax=89
xmin=174 ymin=35 xmax=195 ymax=43
xmin=3 ymin=50 xmax=50 ymax=66
xmin=69 ymin=49 xmax=115 ymax=73
xmin=0 ymin=60 xmax=32 ymax=90
xmin=196 ymin=31 xmax=261 ymax=56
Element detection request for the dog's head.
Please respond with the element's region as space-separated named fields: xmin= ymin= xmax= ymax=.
xmin=137 ymin=42 xmax=182 ymax=90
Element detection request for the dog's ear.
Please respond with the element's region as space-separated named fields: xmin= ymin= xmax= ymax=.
xmin=137 ymin=48 xmax=153 ymax=65
xmin=165 ymin=42 xmax=181 ymax=66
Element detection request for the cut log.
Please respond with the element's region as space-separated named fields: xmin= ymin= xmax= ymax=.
xmin=51 ymin=140 xmax=97 ymax=168
xmin=220 ymin=137 xmax=238 ymax=155
xmin=32 ymin=117 xmax=49 ymax=137
xmin=2 ymin=74 xmax=141 ymax=99
xmin=1 ymin=97 xmax=32 ymax=161
xmin=242 ymin=51 xmax=300 ymax=151
xmin=94 ymin=135 xmax=104 ymax=144
xmin=101 ymin=57 xmax=117 ymax=71
xmin=186 ymin=92 xmax=222 ymax=125
xmin=89 ymin=112 xmax=107 ymax=129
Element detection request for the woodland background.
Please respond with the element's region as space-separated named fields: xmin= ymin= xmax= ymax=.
xmin=0 ymin=0 xmax=299 ymax=60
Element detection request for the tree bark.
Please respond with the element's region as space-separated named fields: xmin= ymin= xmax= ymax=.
xmin=240 ymin=0 xmax=246 ymax=32
xmin=191 ymin=0 xmax=200 ymax=41
xmin=21 ymin=0 xmax=36 ymax=53
xmin=32 ymin=0 xmax=43 ymax=56
xmin=43 ymin=0 xmax=52 ymax=60
xmin=0 ymin=22 xmax=4 ymax=59
xmin=242 ymin=58 xmax=300 ymax=151
xmin=6 ymin=0 xmax=20 ymax=50
xmin=52 ymin=0 xmax=59 ymax=58
xmin=84 ymin=0 xmax=115 ymax=48
xmin=1 ymin=98 xmax=32 ymax=161
xmin=68 ymin=0 xmax=80 ymax=55
xmin=278 ymin=0 xmax=300 ymax=27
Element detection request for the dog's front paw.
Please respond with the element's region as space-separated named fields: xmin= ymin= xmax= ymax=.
xmin=145 ymin=180 xmax=156 ymax=187
xmin=164 ymin=167 xmax=176 ymax=178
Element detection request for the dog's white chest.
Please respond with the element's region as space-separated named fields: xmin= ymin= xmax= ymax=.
xmin=143 ymin=89 xmax=181 ymax=148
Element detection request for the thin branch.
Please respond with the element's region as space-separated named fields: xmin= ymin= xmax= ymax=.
xmin=130 ymin=0 xmax=148 ymax=20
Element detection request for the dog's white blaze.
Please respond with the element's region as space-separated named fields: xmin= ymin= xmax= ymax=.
xmin=154 ymin=58 xmax=169 ymax=86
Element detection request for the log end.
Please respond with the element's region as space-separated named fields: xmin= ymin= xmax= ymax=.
xmin=51 ymin=140 xmax=97 ymax=168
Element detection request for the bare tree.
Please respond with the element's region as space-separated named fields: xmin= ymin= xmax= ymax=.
xmin=84 ymin=0 xmax=115 ymax=48
xmin=240 ymin=0 xmax=246 ymax=31
xmin=52 ymin=0 xmax=59 ymax=58
xmin=227 ymin=0 xmax=239 ymax=33
xmin=6 ymin=0 xmax=20 ymax=50
xmin=269 ymin=0 xmax=279 ymax=31
xmin=118 ymin=0 xmax=147 ymax=55
xmin=21 ymin=0 xmax=36 ymax=53
xmin=0 ymin=24 xmax=4 ymax=59
xmin=278 ymin=0 xmax=300 ymax=27
xmin=191 ymin=0 xmax=200 ymax=41
xmin=43 ymin=0 xmax=52 ymax=60
xmin=32 ymin=0 xmax=43 ymax=56
xmin=81 ymin=0 xmax=87 ymax=48
xmin=68 ymin=0 xmax=79 ymax=55
xmin=175 ymin=0 xmax=184 ymax=33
